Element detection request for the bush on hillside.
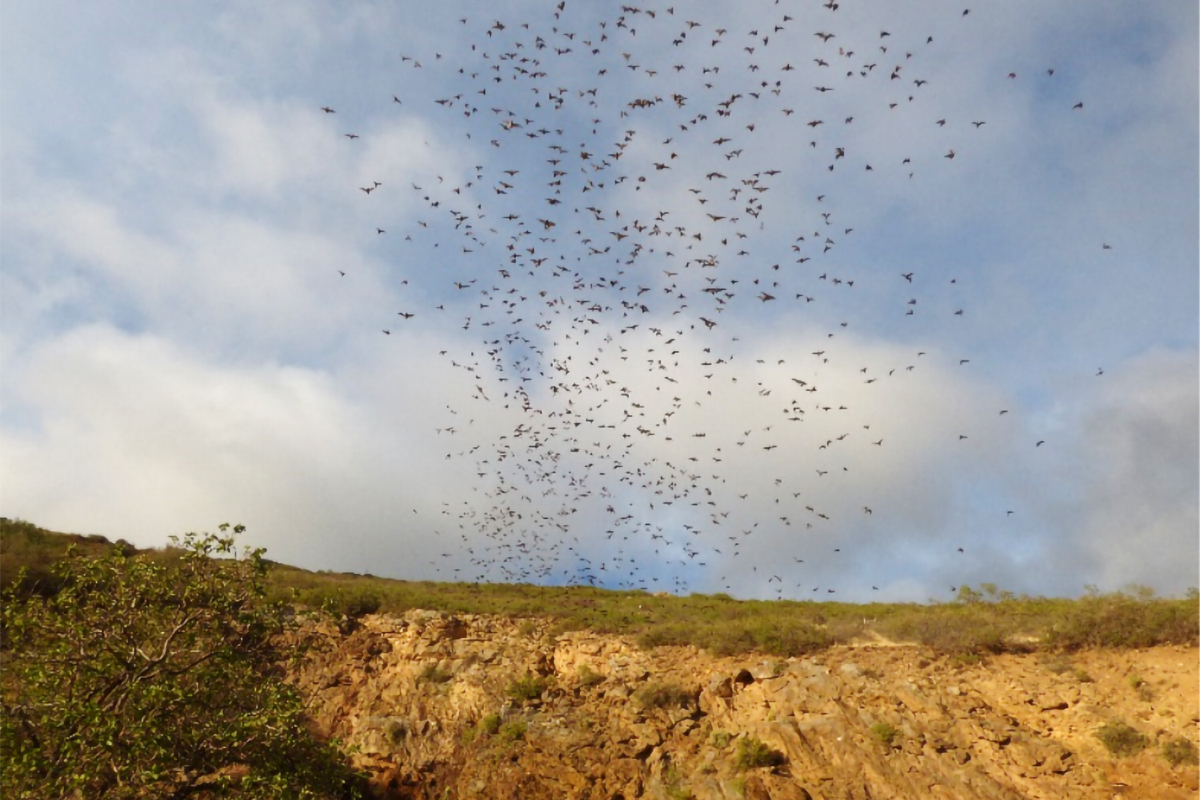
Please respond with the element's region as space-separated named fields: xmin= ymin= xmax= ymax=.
xmin=733 ymin=736 xmax=785 ymax=770
xmin=1047 ymin=592 xmax=1198 ymax=650
xmin=1095 ymin=720 xmax=1148 ymax=758
xmin=0 ymin=525 xmax=365 ymax=800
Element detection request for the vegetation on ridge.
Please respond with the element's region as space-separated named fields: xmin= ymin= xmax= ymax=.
xmin=3 ymin=519 xmax=1197 ymax=664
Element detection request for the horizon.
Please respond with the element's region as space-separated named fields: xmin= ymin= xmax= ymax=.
xmin=4 ymin=516 xmax=1196 ymax=605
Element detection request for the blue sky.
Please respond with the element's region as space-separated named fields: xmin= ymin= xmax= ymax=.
xmin=2 ymin=0 xmax=1196 ymax=602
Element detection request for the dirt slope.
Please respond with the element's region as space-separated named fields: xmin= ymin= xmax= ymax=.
xmin=290 ymin=610 xmax=1199 ymax=800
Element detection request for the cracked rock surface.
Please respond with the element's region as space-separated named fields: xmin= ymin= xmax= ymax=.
xmin=288 ymin=610 xmax=1199 ymax=800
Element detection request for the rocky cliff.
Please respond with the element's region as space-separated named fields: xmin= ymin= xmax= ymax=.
xmin=289 ymin=610 xmax=1199 ymax=800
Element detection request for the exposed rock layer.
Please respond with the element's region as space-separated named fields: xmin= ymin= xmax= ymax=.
xmin=289 ymin=610 xmax=1199 ymax=800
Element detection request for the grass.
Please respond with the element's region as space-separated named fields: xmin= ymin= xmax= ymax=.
xmin=1095 ymin=720 xmax=1148 ymax=758
xmin=3 ymin=519 xmax=1197 ymax=659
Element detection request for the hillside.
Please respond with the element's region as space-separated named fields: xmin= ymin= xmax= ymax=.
xmin=2 ymin=519 xmax=1197 ymax=798
xmin=293 ymin=609 xmax=1199 ymax=800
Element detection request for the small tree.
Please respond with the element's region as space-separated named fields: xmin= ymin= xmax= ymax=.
xmin=954 ymin=585 xmax=984 ymax=604
xmin=1 ymin=525 xmax=365 ymax=799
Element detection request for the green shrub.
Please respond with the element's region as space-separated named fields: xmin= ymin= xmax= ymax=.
xmin=1125 ymin=675 xmax=1154 ymax=701
xmin=710 ymin=730 xmax=733 ymax=749
xmin=1048 ymin=594 xmax=1199 ymax=649
xmin=1096 ymin=720 xmax=1148 ymax=757
xmin=498 ymin=721 xmax=527 ymax=742
xmin=0 ymin=526 xmax=367 ymax=800
xmin=880 ymin=613 xmax=1008 ymax=655
xmin=478 ymin=714 xmax=502 ymax=736
xmin=505 ymin=675 xmax=548 ymax=702
xmin=340 ymin=589 xmax=383 ymax=619
xmin=733 ymin=736 xmax=785 ymax=770
xmin=871 ymin=722 xmax=900 ymax=747
xmin=1162 ymin=737 xmax=1199 ymax=767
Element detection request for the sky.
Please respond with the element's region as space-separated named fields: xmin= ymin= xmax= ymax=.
xmin=1 ymin=0 xmax=1196 ymax=603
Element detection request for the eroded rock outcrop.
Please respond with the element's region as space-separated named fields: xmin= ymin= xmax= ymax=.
xmin=288 ymin=610 xmax=1199 ymax=800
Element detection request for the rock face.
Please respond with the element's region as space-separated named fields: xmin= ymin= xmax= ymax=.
xmin=288 ymin=611 xmax=1199 ymax=800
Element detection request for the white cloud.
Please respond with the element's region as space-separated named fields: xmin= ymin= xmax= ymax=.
xmin=0 ymin=325 xmax=481 ymax=572
xmin=1 ymin=0 xmax=1193 ymax=602
xmin=1049 ymin=347 xmax=1199 ymax=594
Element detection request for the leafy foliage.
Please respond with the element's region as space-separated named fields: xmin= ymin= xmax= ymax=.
xmin=0 ymin=524 xmax=365 ymax=800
